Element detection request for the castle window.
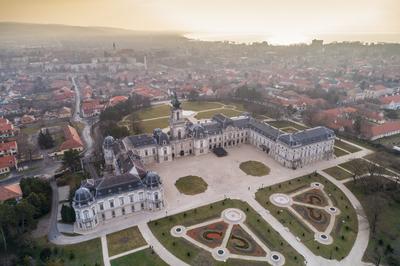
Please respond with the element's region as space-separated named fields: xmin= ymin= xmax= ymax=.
xmin=139 ymin=192 xmax=144 ymax=201
xmin=141 ymin=203 xmax=144 ymax=210
xmin=152 ymin=148 xmax=156 ymax=154
xmin=131 ymin=205 xmax=135 ymax=212
xmin=109 ymin=199 xmax=114 ymax=208
xmin=129 ymin=194 xmax=134 ymax=203
xmin=101 ymin=213 xmax=105 ymax=220
xmin=112 ymin=211 xmax=115 ymax=218
xmin=119 ymin=197 xmax=124 ymax=205
xmin=122 ymin=208 xmax=126 ymax=215
xmin=145 ymin=150 xmax=148 ymax=156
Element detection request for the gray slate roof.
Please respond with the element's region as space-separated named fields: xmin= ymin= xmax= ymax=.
xmin=128 ymin=134 xmax=157 ymax=148
xmin=277 ymin=126 xmax=334 ymax=147
xmin=95 ymin=173 xmax=144 ymax=199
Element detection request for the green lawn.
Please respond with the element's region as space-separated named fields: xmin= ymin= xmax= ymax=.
xmin=182 ymin=101 xmax=224 ymax=111
xmin=339 ymin=159 xmax=369 ymax=174
xmin=255 ymin=173 xmax=358 ymax=260
xmin=267 ymin=120 xmax=308 ymax=130
xmin=334 ymin=147 xmax=349 ymax=157
xmin=364 ymin=152 xmax=400 ymax=175
xmin=280 ymin=127 xmax=299 ymax=133
xmin=323 ymin=166 xmax=353 ymax=180
xmin=148 ymin=199 xmax=304 ymax=266
xmin=111 ymin=248 xmax=167 ymax=266
xmin=31 ymin=237 xmax=103 ymax=266
xmin=134 ymin=105 xmax=171 ymax=120
xmin=56 ymin=172 xmax=85 ymax=188
xmin=335 ymin=139 xmax=361 ymax=153
xmin=373 ymin=133 xmax=400 ymax=147
xmin=141 ymin=118 xmax=169 ymax=133
xmin=175 ymin=175 xmax=208 ymax=195
xmin=346 ymin=180 xmax=400 ymax=265
xmin=107 ymin=226 xmax=147 ymax=257
xmin=195 ymin=109 xmax=243 ymax=119
xmin=239 ymin=161 xmax=270 ymax=176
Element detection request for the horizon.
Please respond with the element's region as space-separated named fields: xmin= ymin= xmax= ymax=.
xmin=1 ymin=0 xmax=400 ymax=45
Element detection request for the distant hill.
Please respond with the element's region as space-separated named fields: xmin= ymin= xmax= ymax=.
xmin=0 ymin=22 xmax=187 ymax=49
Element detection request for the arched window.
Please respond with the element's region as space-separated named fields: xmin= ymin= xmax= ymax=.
xmin=178 ymin=130 xmax=181 ymax=139
xmin=83 ymin=210 xmax=89 ymax=219
xmin=154 ymin=192 xmax=159 ymax=200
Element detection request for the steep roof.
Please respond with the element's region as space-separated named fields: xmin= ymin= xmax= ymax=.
xmin=0 ymin=184 xmax=22 ymax=201
xmin=59 ymin=125 xmax=84 ymax=151
xmin=278 ymin=127 xmax=334 ymax=147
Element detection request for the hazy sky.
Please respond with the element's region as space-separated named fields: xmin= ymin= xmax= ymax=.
xmin=1 ymin=0 xmax=399 ymax=35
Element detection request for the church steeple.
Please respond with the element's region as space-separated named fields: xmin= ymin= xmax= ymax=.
xmin=169 ymin=91 xmax=185 ymax=140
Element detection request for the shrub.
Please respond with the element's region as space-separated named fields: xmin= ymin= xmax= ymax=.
xmin=40 ymin=248 xmax=52 ymax=262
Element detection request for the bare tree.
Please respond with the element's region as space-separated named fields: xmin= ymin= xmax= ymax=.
xmin=364 ymin=193 xmax=386 ymax=235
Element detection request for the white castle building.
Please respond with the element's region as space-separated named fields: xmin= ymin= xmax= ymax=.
xmin=73 ymin=94 xmax=335 ymax=231
xmin=104 ymin=94 xmax=335 ymax=170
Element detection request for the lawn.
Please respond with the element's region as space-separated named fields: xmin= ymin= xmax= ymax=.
xmin=280 ymin=127 xmax=299 ymax=133
xmin=111 ymin=248 xmax=167 ymax=266
xmin=175 ymin=175 xmax=208 ymax=195
xmin=334 ymin=147 xmax=349 ymax=157
xmin=364 ymin=152 xmax=400 ymax=174
xmin=339 ymin=159 xmax=369 ymax=174
xmin=182 ymin=101 xmax=224 ymax=111
xmin=239 ymin=160 xmax=270 ymax=176
xmin=373 ymin=133 xmax=400 ymax=147
xmin=267 ymin=120 xmax=308 ymax=130
xmin=255 ymin=173 xmax=358 ymax=260
xmin=56 ymin=172 xmax=85 ymax=188
xmin=134 ymin=105 xmax=171 ymax=120
xmin=335 ymin=139 xmax=361 ymax=153
xmin=141 ymin=118 xmax=169 ymax=133
xmin=195 ymin=108 xmax=243 ymax=119
xmin=107 ymin=226 xmax=147 ymax=257
xmin=148 ymin=199 xmax=304 ymax=266
xmin=346 ymin=180 xmax=400 ymax=265
xmin=31 ymin=237 xmax=103 ymax=266
xmin=323 ymin=166 xmax=353 ymax=180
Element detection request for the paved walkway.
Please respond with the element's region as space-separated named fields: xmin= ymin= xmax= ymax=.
xmin=138 ymin=223 xmax=189 ymax=266
xmin=101 ymin=235 xmax=111 ymax=266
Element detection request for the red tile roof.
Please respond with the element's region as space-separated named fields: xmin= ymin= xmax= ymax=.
xmin=59 ymin=125 xmax=84 ymax=151
xmin=0 ymin=155 xmax=16 ymax=169
xmin=362 ymin=121 xmax=400 ymax=139
xmin=0 ymin=184 xmax=22 ymax=201
xmin=379 ymin=95 xmax=400 ymax=105
xmin=109 ymin=96 xmax=128 ymax=107
xmin=0 ymin=141 xmax=17 ymax=152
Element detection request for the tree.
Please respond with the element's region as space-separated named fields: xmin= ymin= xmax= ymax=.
xmin=364 ymin=193 xmax=387 ymax=235
xmin=62 ymin=149 xmax=82 ymax=172
xmin=38 ymin=129 xmax=55 ymax=149
xmin=188 ymin=90 xmax=199 ymax=101
xmin=61 ymin=205 xmax=76 ymax=223
xmin=15 ymin=200 xmax=36 ymax=233
xmin=129 ymin=113 xmax=143 ymax=135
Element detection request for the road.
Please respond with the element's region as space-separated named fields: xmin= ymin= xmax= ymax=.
xmin=71 ymin=76 xmax=95 ymax=159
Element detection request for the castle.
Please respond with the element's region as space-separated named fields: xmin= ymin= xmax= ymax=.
xmin=73 ymin=94 xmax=335 ymax=231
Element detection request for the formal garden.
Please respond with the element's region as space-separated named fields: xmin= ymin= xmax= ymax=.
xmin=148 ymin=199 xmax=304 ymax=266
xmin=175 ymin=175 xmax=208 ymax=195
xmin=239 ymin=161 xmax=270 ymax=176
xmin=255 ymin=173 xmax=358 ymax=260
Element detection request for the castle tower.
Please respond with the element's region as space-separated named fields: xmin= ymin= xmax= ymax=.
xmin=169 ymin=92 xmax=185 ymax=140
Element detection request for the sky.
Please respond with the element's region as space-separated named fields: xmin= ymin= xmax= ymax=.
xmin=1 ymin=0 xmax=400 ymax=44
